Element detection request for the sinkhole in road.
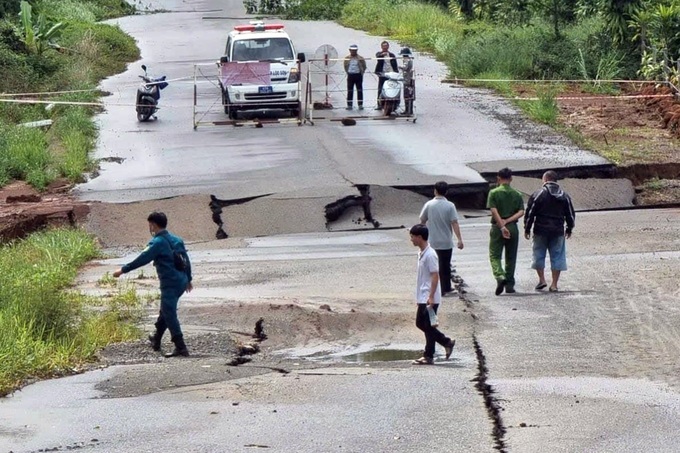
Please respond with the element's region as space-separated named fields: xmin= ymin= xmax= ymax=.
xmin=203 ymin=162 xmax=680 ymax=240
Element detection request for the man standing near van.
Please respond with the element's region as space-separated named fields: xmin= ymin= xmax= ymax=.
xmin=419 ymin=181 xmax=464 ymax=295
xmin=344 ymin=44 xmax=367 ymax=110
xmin=487 ymin=168 xmax=524 ymax=296
xmin=112 ymin=212 xmax=193 ymax=357
xmin=524 ymin=170 xmax=576 ymax=292
xmin=374 ymin=40 xmax=398 ymax=109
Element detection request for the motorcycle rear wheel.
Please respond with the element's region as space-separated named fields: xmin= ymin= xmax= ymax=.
xmin=382 ymin=101 xmax=395 ymax=117
xmin=137 ymin=100 xmax=154 ymax=122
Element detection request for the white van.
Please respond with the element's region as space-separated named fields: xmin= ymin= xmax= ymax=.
xmin=219 ymin=22 xmax=305 ymax=119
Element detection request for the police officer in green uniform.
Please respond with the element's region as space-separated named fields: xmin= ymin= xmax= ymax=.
xmin=486 ymin=168 xmax=525 ymax=295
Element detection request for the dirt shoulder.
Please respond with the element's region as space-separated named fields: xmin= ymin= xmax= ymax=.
xmin=0 ymin=181 xmax=90 ymax=242
xmin=520 ymin=83 xmax=680 ymax=205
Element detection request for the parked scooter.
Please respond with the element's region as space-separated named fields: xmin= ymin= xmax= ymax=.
xmin=379 ymin=71 xmax=403 ymax=116
xmin=136 ymin=65 xmax=168 ymax=122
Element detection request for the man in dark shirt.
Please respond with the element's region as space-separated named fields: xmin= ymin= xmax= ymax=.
xmin=113 ymin=212 xmax=193 ymax=357
xmin=524 ymin=171 xmax=576 ymax=292
xmin=374 ymin=40 xmax=398 ymax=109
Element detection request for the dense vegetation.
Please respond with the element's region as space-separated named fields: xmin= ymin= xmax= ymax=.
xmin=0 ymin=1 xmax=143 ymax=396
xmin=0 ymin=229 xmax=143 ymax=396
xmin=248 ymin=0 xmax=680 ymax=85
xmin=0 ymin=0 xmax=139 ymax=189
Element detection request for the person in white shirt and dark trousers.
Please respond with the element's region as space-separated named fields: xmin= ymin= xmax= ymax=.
xmin=420 ymin=181 xmax=464 ymax=295
xmin=344 ymin=44 xmax=366 ymax=110
xmin=410 ymin=224 xmax=456 ymax=365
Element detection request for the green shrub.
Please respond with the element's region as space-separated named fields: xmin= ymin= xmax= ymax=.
xmin=0 ymin=124 xmax=53 ymax=189
xmin=25 ymin=51 xmax=64 ymax=80
xmin=80 ymin=0 xmax=134 ymax=21
xmin=41 ymin=0 xmax=99 ymax=23
xmin=341 ymin=0 xmax=386 ymax=30
xmin=518 ymin=90 xmax=559 ymax=125
xmin=0 ymin=229 xmax=142 ymax=396
xmin=0 ymin=0 xmax=19 ymax=18
xmin=0 ymin=165 xmax=8 ymax=187
xmin=341 ymin=0 xmax=630 ymax=83
xmin=284 ymin=0 xmax=348 ymax=19
xmin=532 ymin=33 xmax=580 ymax=79
xmin=60 ymin=22 xmax=139 ymax=79
xmin=52 ymin=107 xmax=97 ymax=181
xmin=448 ymin=25 xmax=538 ymax=79
xmin=0 ymin=19 xmax=26 ymax=52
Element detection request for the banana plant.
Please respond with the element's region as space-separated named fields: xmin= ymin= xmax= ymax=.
xmin=18 ymin=1 xmax=65 ymax=55
xmin=632 ymin=2 xmax=680 ymax=82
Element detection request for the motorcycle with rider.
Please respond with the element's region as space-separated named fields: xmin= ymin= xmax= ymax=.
xmin=377 ymin=47 xmax=415 ymax=117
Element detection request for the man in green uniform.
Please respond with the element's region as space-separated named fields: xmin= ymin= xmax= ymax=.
xmin=487 ymin=168 xmax=525 ymax=295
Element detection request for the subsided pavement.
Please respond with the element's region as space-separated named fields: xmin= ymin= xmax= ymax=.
xmin=2 ymin=207 xmax=680 ymax=452
xmin=2 ymin=0 xmax=679 ymax=451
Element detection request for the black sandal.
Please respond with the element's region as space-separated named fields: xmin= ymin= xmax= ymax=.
xmin=412 ymin=357 xmax=434 ymax=365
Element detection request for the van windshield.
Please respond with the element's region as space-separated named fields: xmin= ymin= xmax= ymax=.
xmin=232 ymin=37 xmax=294 ymax=62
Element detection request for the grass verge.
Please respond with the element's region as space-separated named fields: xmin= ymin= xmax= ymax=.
xmin=0 ymin=228 xmax=142 ymax=396
xmin=340 ymin=0 xmax=679 ymax=167
xmin=0 ymin=0 xmax=139 ymax=190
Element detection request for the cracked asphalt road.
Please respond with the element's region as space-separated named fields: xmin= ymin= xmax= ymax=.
xmin=74 ymin=0 xmax=606 ymax=205
xmin=3 ymin=1 xmax=680 ymax=452
xmin=3 ymin=209 xmax=680 ymax=453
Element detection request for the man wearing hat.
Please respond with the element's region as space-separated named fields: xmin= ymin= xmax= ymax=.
xmin=344 ymin=44 xmax=367 ymax=110
xmin=399 ymin=47 xmax=415 ymax=116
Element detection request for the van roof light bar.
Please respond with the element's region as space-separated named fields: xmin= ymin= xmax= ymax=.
xmin=234 ymin=23 xmax=285 ymax=32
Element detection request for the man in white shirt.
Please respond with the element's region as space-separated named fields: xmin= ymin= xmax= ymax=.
xmin=410 ymin=224 xmax=456 ymax=365
xmin=343 ymin=44 xmax=366 ymax=110
xmin=419 ymin=181 xmax=464 ymax=295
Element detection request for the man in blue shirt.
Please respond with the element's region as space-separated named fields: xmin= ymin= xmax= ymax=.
xmin=113 ymin=212 xmax=193 ymax=357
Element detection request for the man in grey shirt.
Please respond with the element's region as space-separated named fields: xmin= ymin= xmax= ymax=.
xmin=419 ymin=181 xmax=464 ymax=294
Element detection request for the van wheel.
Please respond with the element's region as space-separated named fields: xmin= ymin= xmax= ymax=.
xmin=222 ymin=91 xmax=231 ymax=118
xmin=228 ymin=108 xmax=238 ymax=120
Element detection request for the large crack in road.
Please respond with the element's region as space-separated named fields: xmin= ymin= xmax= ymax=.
xmin=453 ymin=269 xmax=508 ymax=451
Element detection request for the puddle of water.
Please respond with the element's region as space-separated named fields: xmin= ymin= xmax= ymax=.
xmin=279 ymin=343 xmax=468 ymax=365
xmin=340 ymin=349 xmax=420 ymax=363
xmin=280 ymin=345 xmax=423 ymax=363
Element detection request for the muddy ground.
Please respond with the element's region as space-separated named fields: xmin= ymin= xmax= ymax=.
xmin=537 ymin=83 xmax=680 ymax=205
